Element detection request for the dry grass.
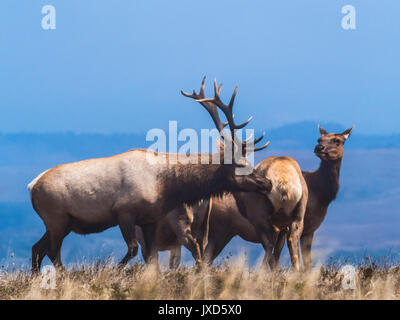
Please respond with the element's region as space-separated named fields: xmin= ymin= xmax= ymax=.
xmin=1 ymin=256 xmax=400 ymax=300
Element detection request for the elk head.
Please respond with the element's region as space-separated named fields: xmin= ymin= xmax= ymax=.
xmin=181 ymin=76 xmax=272 ymax=195
xmin=314 ymin=125 xmax=354 ymax=161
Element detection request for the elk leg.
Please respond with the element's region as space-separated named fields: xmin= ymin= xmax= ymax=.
xmin=169 ymin=247 xmax=181 ymax=270
xmin=287 ymin=197 xmax=306 ymax=271
xmin=135 ymin=226 xmax=148 ymax=263
xmin=141 ymin=248 xmax=151 ymax=264
xmin=47 ymin=230 xmax=68 ymax=270
xmin=260 ymin=232 xmax=275 ymax=272
xmin=118 ymin=214 xmax=139 ymax=266
xmin=287 ymin=232 xmax=300 ymax=272
xmin=180 ymin=231 xmax=202 ymax=265
xmin=196 ymin=198 xmax=212 ymax=259
xmin=203 ymin=233 xmax=233 ymax=265
xmin=287 ymin=220 xmax=304 ymax=272
xmin=32 ymin=231 xmax=50 ymax=274
xmin=300 ymin=232 xmax=314 ymax=271
xmin=269 ymin=229 xmax=287 ymax=270
xmin=141 ymin=223 xmax=158 ymax=265
xmin=257 ymin=219 xmax=281 ymax=271
xmin=172 ymin=205 xmax=202 ymax=265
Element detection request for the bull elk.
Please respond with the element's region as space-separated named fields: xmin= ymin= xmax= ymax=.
xmin=28 ymin=77 xmax=271 ymax=273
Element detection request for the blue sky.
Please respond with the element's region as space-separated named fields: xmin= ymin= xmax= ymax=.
xmin=0 ymin=1 xmax=399 ymax=134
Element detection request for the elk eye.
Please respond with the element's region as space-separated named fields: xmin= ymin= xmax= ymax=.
xmin=333 ymin=139 xmax=340 ymax=144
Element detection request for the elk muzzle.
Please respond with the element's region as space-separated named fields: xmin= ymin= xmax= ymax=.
xmin=314 ymin=144 xmax=325 ymax=154
xmin=251 ymin=172 xmax=273 ymax=196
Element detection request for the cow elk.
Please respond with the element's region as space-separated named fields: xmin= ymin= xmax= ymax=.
xmin=272 ymin=125 xmax=354 ymax=270
xmin=213 ymin=156 xmax=308 ymax=271
xmin=28 ymin=77 xmax=272 ymax=273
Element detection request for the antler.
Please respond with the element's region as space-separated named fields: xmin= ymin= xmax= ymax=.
xmin=181 ymin=76 xmax=228 ymax=133
xmin=195 ymin=78 xmax=251 ymax=140
xmin=181 ymin=77 xmax=270 ymax=157
xmin=195 ymin=78 xmax=269 ymax=153
xmin=243 ymin=131 xmax=270 ymax=154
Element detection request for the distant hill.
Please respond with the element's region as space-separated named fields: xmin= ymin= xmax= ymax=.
xmin=0 ymin=121 xmax=398 ymax=168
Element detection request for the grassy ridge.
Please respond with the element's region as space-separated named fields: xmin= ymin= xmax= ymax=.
xmin=1 ymin=257 xmax=400 ymax=300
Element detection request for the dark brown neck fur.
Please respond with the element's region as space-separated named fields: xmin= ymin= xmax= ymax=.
xmin=159 ymin=153 xmax=234 ymax=212
xmin=304 ymin=158 xmax=342 ymax=206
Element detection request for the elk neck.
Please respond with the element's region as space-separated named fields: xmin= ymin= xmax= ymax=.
xmin=311 ymin=158 xmax=342 ymax=205
xmin=159 ymin=154 xmax=233 ymax=212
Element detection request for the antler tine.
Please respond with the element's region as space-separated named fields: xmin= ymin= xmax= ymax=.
xmin=242 ymin=131 xmax=269 ymax=157
xmin=253 ymin=132 xmax=266 ymax=144
xmin=244 ymin=132 xmax=254 ymax=143
xmin=196 ymin=78 xmax=252 ymax=131
xmin=253 ymin=140 xmax=270 ymax=152
xmin=180 ymin=90 xmax=193 ymax=98
xmin=181 ymin=76 xmax=228 ymax=134
xmin=216 ymin=80 xmax=222 ymax=96
xmin=242 ymin=131 xmax=265 ymax=145
xmin=246 ymin=140 xmax=270 ymax=154
xmin=180 ymin=76 xmax=206 ymax=98
xmin=234 ymin=116 xmax=253 ymax=129
xmin=199 ymin=75 xmax=206 ymax=96
xmin=228 ymin=85 xmax=237 ymax=112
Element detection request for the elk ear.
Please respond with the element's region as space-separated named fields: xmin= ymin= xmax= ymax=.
xmin=341 ymin=125 xmax=354 ymax=140
xmin=318 ymin=124 xmax=328 ymax=136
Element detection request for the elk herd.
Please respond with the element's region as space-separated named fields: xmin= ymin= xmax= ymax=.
xmin=28 ymin=77 xmax=353 ymax=273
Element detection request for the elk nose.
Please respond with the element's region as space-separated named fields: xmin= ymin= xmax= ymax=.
xmin=314 ymin=144 xmax=325 ymax=153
